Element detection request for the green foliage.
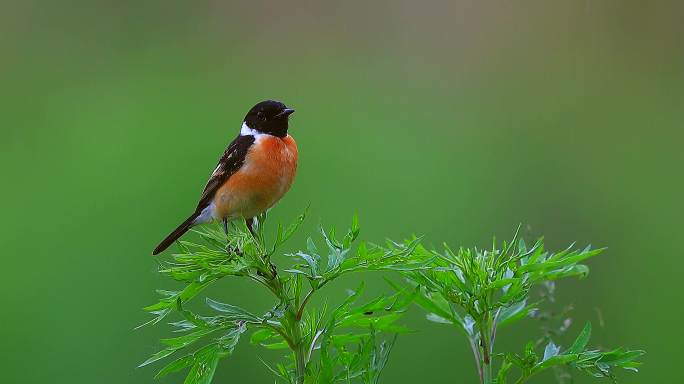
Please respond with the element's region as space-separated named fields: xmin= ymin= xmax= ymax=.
xmin=503 ymin=323 xmax=644 ymax=383
xmin=394 ymin=227 xmax=644 ymax=383
xmin=139 ymin=213 xmax=422 ymax=384
xmin=507 ymin=323 xmax=643 ymax=382
xmin=139 ymin=217 xmax=644 ymax=384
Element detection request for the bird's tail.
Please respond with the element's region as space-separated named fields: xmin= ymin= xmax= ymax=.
xmin=152 ymin=213 xmax=199 ymax=255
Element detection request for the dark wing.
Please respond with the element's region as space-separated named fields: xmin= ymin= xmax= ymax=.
xmin=194 ymin=134 xmax=255 ymax=212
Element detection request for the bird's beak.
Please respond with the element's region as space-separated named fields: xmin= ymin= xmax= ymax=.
xmin=277 ymin=108 xmax=295 ymax=118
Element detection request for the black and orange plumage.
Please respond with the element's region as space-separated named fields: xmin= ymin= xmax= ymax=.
xmin=153 ymin=100 xmax=298 ymax=255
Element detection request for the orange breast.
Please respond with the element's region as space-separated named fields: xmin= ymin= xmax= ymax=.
xmin=213 ymin=134 xmax=298 ymax=219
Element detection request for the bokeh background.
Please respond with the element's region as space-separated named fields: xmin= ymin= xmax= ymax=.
xmin=2 ymin=0 xmax=682 ymax=382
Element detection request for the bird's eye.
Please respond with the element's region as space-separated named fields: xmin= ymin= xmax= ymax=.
xmin=257 ymin=111 xmax=265 ymax=121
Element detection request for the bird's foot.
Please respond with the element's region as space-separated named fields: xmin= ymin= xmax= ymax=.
xmin=225 ymin=244 xmax=243 ymax=256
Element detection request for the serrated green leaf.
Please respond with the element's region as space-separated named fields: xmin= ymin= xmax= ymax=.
xmin=532 ymin=354 xmax=578 ymax=373
xmin=183 ymin=345 xmax=220 ymax=384
xmin=261 ymin=340 xmax=290 ymax=350
xmin=139 ymin=348 xmax=177 ymax=368
xmin=598 ymin=349 xmax=645 ymax=366
xmin=205 ymin=298 xmax=262 ymax=323
xmin=250 ymin=328 xmax=279 ymax=344
xmin=160 ymin=327 xmax=218 ymax=349
xmin=566 ymin=323 xmax=592 ymax=354
xmin=426 ymin=313 xmax=453 ymax=324
xmin=155 ymin=354 xmax=194 ymax=379
xmin=498 ymin=300 xmax=537 ymax=328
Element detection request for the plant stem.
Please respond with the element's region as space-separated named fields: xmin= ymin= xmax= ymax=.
xmin=490 ymin=308 xmax=501 ymax=347
xmin=478 ymin=313 xmax=493 ymax=384
xmin=296 ymin=288 xmax=315 ymax=320
xmin=260 ymin=261 xmax=307 ymax=383
xmin=468 ymin=338 xmax=484 ymax=383
xmin=291 ymin=315 xmax=307 ymax=384
xmin=482 ymin=355 xmax=492 ymax=384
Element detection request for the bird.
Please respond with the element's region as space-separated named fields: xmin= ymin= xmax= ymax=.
xmin=152 ymin=100 xmax=298 ymax=255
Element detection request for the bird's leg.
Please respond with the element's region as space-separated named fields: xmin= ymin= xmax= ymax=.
xmin=246 ymin=217 xmax=256 ymax=238
xmin=222 ymin=217 xmax=229 ymax=235
xmin=222 ymin=218 xmax=242 ymax=256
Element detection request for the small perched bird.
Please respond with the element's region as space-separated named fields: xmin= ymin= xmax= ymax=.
xmin=152 ymin=100 xmax=298 ymax=255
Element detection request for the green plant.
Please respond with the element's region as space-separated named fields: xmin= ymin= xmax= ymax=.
xmin=139 ymin=215 xmax=644 ymax=383
xmin=393 ymin=228 xmax=644 ymax=383
xmin=138 ymin=213 xmax=425 ymax=383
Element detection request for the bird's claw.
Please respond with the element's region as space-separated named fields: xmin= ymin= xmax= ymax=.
xmin=225 ymin=244 xmax=243 ymax=256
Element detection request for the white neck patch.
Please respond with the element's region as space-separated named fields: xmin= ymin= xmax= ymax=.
xmin=240 ymin=122 xmax=264 ymax=137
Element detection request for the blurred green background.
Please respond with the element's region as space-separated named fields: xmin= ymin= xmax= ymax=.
xmin=2 ymin=0 xmax=682 ymax=382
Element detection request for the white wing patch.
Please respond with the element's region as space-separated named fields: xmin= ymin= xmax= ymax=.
xmin=211 ymin=163 xmax=222 ymax=176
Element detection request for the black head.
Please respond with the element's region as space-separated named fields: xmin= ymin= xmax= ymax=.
xmin=243 ymin=100 xmax=295 ymax=137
